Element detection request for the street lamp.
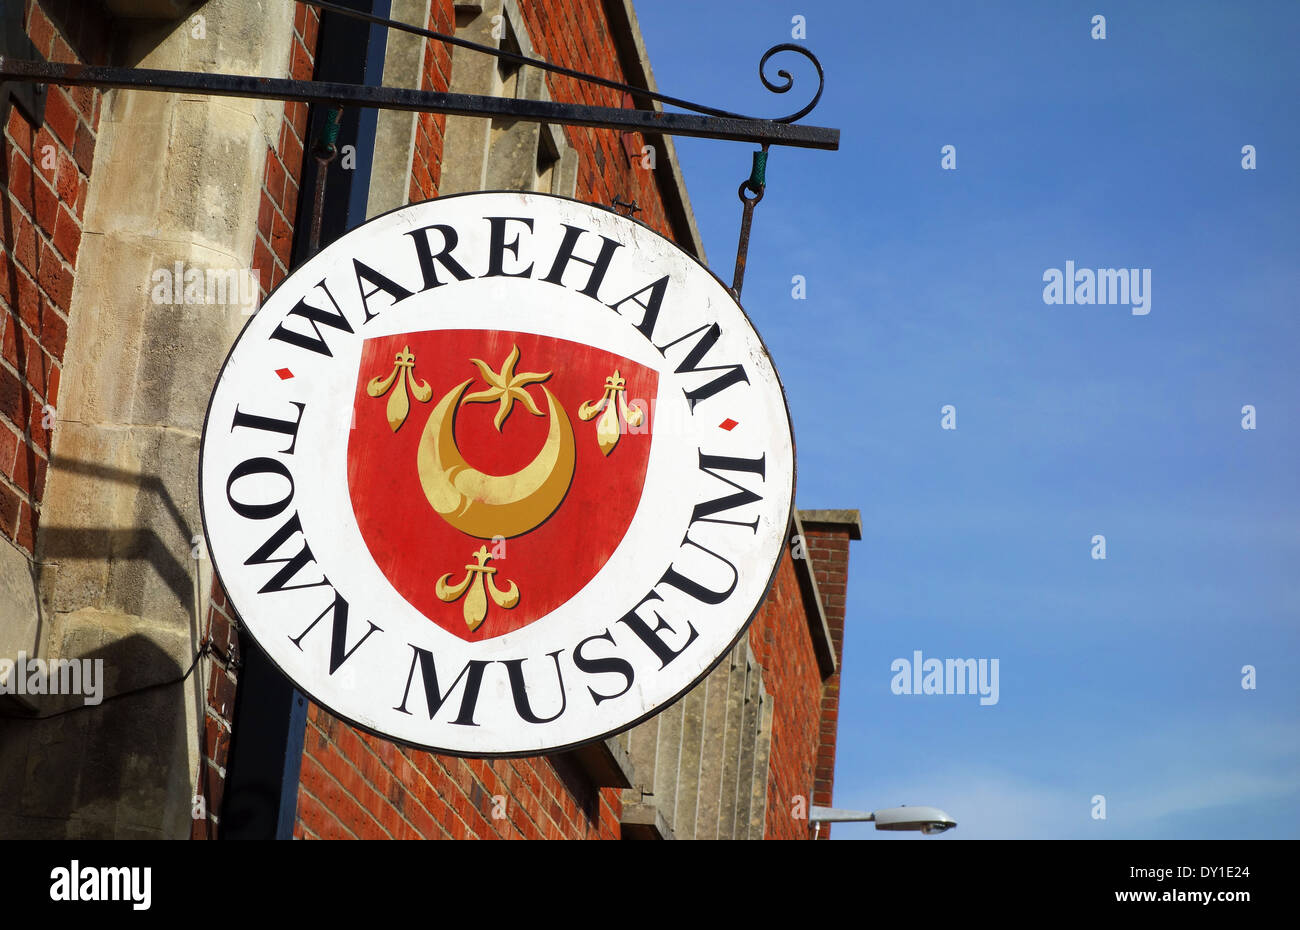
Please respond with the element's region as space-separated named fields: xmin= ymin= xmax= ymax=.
xmin=809 ymin=805 xmax=957 ymax=839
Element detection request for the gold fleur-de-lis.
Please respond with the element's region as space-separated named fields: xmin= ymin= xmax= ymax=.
xmin=367 ymin=345 xmax=433 ymax=432
xmin=435 ymin=545 xmax=520 ymax=633
xmin=578 ymin=369 xmax=643 ymax=456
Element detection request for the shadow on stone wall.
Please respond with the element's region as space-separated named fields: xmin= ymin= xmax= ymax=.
xmin=39 ymin=456 xmax=199 ymax=622
xmin=0 ymin=631 xmax=193 ymax=838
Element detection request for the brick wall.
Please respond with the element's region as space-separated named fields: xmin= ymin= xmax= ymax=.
xmin=191 ymin=1 xmax=323 ymax=840
xmin=802 ymin=523 xmax=854 ymax=839
xmin=407 ymin=1 xmax=453 ymax=204
xmin=191 ymin=581 xmax=240 ymax=839
xmin=746 ymin=548 xmax=825 ymax=839
xmin=516 ymin=0 xmax=671 ymax=236
xmin=254 ymin=3 xmax=321 ymax=296
xmin=0 ymin=0 xmax=109 ymax=555
xmin=296 ymin=705 xmax=623 ymax=839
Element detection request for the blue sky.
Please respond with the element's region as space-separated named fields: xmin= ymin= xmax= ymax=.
xmin=635 ymin=0 xmax=1300 ymax=838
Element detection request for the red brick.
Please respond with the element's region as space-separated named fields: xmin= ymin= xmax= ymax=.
xmin=66 ymin=83 xmax=95 ymax=125
xmin=301 ymin=750 xmax=384 ymax=838
xmin=252 ymin=237 xmax=274 ymax=296
xmin=207 ymin=611 xmax=231 ymax=659
xmin=0 ymin=480 xmax=20 ymax=539
xmin=413 ymin=158 xmax=434 ymax=200
xmin=38 ymin=302 xmax=66 ymax=361
xmin=37 ymin=241 xmax=72 ymax=311
xmin=27 ymin=388 xmax=50 ymax=453
xmin=7 ymin=149 xmax=35 ymax=212
xmin=51 ymin=205 xmax=80 ymax=265
xmin=14 ymin=499 xmax=35 ymax=550
xmin=55 ymin=148 xmax=79 ymax=204
xmin=49 ymin=34 xmax=75 ymax=66
xmin=5 ymin=108 xmax=33 ymax=157
xmin=1 ymin=321 xmax=16 ymax=371
xmin=26 ymin=2 xmax=55 ymax=57
xmin=0 ymin=424 xmax=16 ymax=477
xmin=21 ymin=329 xmax=48 ymax=396
xmin=296 ymin=789 xmax=352 ymax=840
xmin=432 ymin=43 xmax=452 ymax=86
xmin=256 ymin=190 xmax=273 ymax=237
xmin=72 ymin=120 xmax=95 ymax=177
xmin=287 ymin=102 xmax=309 ymax=144
xmin=44 ymin=88 xmax=80 ymax=151
xmin=203 ymin=713 xmax=231 ymax=767
xmin=41 ymin=364 xmax=57 ymax=418
xmin=14 ymin=268 xmax=40 ymax=333
xmin=9 ymin=434 xmax=37 ymax=496
xmin=32 ymin=170 xmax=58 ymax=231
xmin=12 ymin=213 xmax=37 ymax=276
xmin=280 ymin=123 xmax=304 ymax=183
xmin=282 ymin=176 xmax=299 ymax=216
xmin=426 ymin=123 xmax=444 ymax=168
xmin=302 ymin=8 xmax=321 ymax=53
xmin=289 ymin=36 xmax=313 ymax=82
xmin=263 ymin=149 xmax=285 ymax=210
xmin=208 ymin=670 xmax=236 ymax=717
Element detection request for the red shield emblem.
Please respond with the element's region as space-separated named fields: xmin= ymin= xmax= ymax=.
xmin=347 ymin=329 xmax=656 ymax=642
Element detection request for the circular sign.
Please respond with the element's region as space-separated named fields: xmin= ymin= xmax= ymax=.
xmin=200 ymin=191 xmax=794 ymax=756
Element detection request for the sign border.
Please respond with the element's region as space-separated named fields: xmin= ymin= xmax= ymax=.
xmin=198 ymin=189 xmax=798 ymax=759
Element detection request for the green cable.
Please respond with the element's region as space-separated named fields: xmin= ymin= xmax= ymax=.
xmin=317 ymin=107 xmax=342 ymax=157
xmin=749 ymin=149 xmax=768 ymax=189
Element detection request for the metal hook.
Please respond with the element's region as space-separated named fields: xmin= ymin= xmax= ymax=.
xmin=308 ymin=104 xmax=344 ymax=256
xmin=731 ymin=147 xmax=770 ymax=299
xmin=611 ymin=195 xmax=642 ymax=215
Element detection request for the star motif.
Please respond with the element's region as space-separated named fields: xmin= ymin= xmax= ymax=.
xmin=463 ymin=344 xmax=552 ymax=431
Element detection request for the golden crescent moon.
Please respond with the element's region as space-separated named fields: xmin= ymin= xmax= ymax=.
xmin=417 ymin=379 xmax=576 ymax=539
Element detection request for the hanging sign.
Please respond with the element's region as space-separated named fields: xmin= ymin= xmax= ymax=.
xmin=200 ymin=191 xmax=794 ymax=756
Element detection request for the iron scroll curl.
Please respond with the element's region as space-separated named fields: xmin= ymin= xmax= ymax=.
xmin=757 ymin=44 xmax=826 ymax=124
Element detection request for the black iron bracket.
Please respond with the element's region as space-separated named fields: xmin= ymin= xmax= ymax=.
xmin=0 ymin=56 xmax=838 ymax=150
xmin=307 ymin=1 xmax=829 ymax=125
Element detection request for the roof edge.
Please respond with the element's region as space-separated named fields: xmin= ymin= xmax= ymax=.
xmin=796 ymin=509 xmax=863 ymax=540
xmin=790 ymin=511 xmax=837 ymax=679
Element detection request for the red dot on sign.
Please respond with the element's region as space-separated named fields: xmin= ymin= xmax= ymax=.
xmin=275 ymin=368 xmax=294 ymax=380
xmin=719 ymin=418 xmax=738 ymax=431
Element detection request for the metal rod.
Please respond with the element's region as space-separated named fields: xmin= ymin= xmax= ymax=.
xmin=731 ymin=185 xmax=761 ymax=298
xmin=731 ymin=147 xmax=770 ymax=298
xmin=0 ymin=57 xmax=839 ymax=150
xmin=305 ymin=2 xmax=826 ymax=125
xmin=307 ymin=105 xmax=342 ymax=256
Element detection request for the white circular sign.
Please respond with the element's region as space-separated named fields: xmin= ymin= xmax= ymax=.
xmin=200 ymin=191 xmax=794 ymax=756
